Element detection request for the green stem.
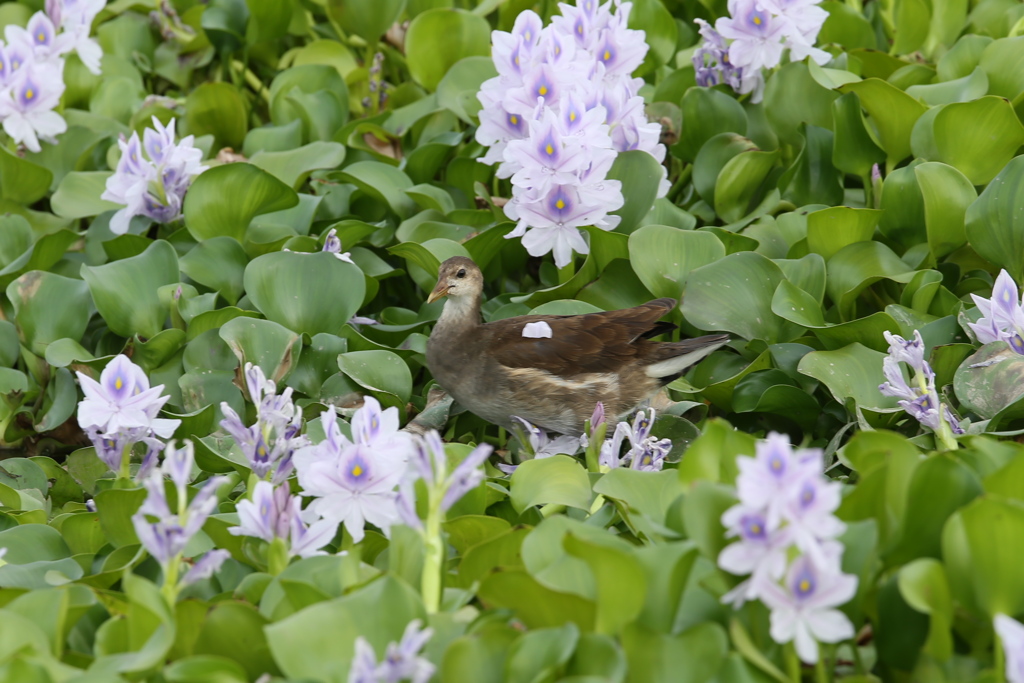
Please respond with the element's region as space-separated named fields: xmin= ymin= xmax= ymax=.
xmin=267 ymin=538 xmax=290 ymax=576
xmin=935 ymin=403 xmax=960 ymax=452
xmin=160 ymin=555 xmax=181 ymax=605
xmin=815 ymin=648 xmax=829 ymax=683
xmin=421 ymin=493 xmax=444 ymax=614
xmin=850 ymin=639 xmax=866 ymax=675
xmin=118 ymin=443 xmax=132 ymax=481
xmin=232 ymin=60 xmax=271 ymax=105
xmin=784 ymin=642 xmax=802 ymax=683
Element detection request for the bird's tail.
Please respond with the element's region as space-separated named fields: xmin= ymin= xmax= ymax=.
xmin=643 ymin=334 xmax=731 ymax=383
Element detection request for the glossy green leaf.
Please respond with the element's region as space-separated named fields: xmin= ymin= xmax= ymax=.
xmin=327 ymin=0 xmax=406 ymax=42
xmin=250 ymin=141 xmax=346 ymax=190
xmin=831 ymin=91 xmax=886 ymax=176
xmin=0 ymin=147 xmax=52 ymax=205
xmin=914 ymin=162 xmax=974 ymax=259
xmin=965 ymin=156 xmax=1024 ymax=281
xmin=839 ymin=79 xmax=928 ymax=163
xmin=606 ymin=150 xmax=664 ymax=233
xmin=337 ymin=349 xmax=413 ymax=407
xmin=219 ymin=316 xmax=301 ymax=382
xmin=179 ymin=236 xmax=248 ymax=305
xmin=244 ymin=251 xmax=366 ymax=336
xmin=953 ymin=343 xmax=1024 ymax=419
xmin=81 ymin=240 xmax=179 ymax=339
xmin=183 ymin=163 xmax=298 ymax=242
xmin=510 ymin=455 xmax=592 ymax=513
xmin=806 ymin=206 xmax=881 ymax=261
xmin=627 ymin=226 xmax=725 ymax=301
xmin=6 ymin=271 xmax=92 ymax=357
xmin=898 ymin=558 xmax=954 ymax=662
xmin=185 ymin=82 xmax=248 ymax=150
xmin=676 ymin=87 xmax=748 ymax=162
xmin=715 ymin=149 xmax=780 ymax=223
xmin=798 ymin=343 xmax=898 ymax=409
xmin=405 ymin=9 xmax=491 ymax=92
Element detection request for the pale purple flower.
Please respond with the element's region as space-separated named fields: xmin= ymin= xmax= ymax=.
xmin=503 ymin=183 xmax=617 ymax=267
xmin=399 ymin=429 xmax=493 ymax=520
xmin=219 ymin=363 xmax=307 ymax=483
xmin=995 ymin=614 xmax=1024 ymax=683
xmin=718 ymin=505 xmax=791 ymax=607
xmin=293 ymin=408 xmax=408 ymax=543
xmin=591 ymin=5 xmax=647 ymax=79
xmin=757 ymin=0 xmax=830 ymax=63
xmin=693 ymin=19 xmax=741 ymax=89
xmin=230 ymin=481 xmax=337 ymax=559
xmin=968 ymin=270 xmax=1024 ymax=354
xmin=181 ymin=548 xmax=230 ymax=587
xmin=505 ymin=108 xmax=591 ymax=195
xmin=101 ymin=117 xmax=207 ymax=235
xmin=597 ymin=408 xmax=671 ymax=471
xmin=512 ymin=417 xmax=581 ymax=459
xmin=322 ymin=228 xmax=355 ymax=263
xmin=4 ymin=12 xmax=70 ymax=61
xmin=754 ymin=552 xmax=858 ymax=663
xmin=0 ymin=60 xmax=67 ymax=153
xmin=132 ymin=447 xmax=227 ymax=566
xmin=347 ymin=621 xmax=435 ymax=683
xmin=782 ymin=475 xmax=846 ymax=561
xmin=351 ymin=395 xmax=415 ymax=457
xmin=716 ymin=0 xmax=787 ymax=72
xmin=879 ymin=332 xmax=964 ymax=436
xmin=736 ymin=432 xmax=820 ymax=528
xmin=45 ymin=0 xmax=105 ymax=74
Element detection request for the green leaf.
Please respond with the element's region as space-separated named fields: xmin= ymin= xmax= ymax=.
xmin=953 ymin=343 xmax=1024 ymax=419
xmin=219 ymin=317 xmax=301 ymax=382
xmin=405 ymin=9 xmax=491 ymax=92
xmin=893 ymin=0 xmax=930 ymax=54
xmin=269 ymin=65 xmax=350 ymax=143
xmin=682 ymin=251 xmax=799 ymax=343
xmin=605 ymin=150 xmax=663 ymax=233
xmin=94 ymin=487 xmax=148 ymax=548
xmin=898 ymin=558 xmax=954 ymax=662
xmin=244 ymin=251 xmax=366 ymax=336
xmin=714 ymin=149 xmax=780 ymax=223
xmin=81 ymin=240 xmax=179 ymax=339
xmin=194 ymin=602 xmax=278 ymax=681
xmin=964 ymin=155 xmax=1024 ymax=281
xmin=806 ymin=206 xmax=881 ymax=261
xmin=509 ymin=455 xmax=592 ymax=513
xmin=693 ymin=133 xmax=758 ymax=208
xmin=839 ymin=79 xmax=928 ymax=163
xmin=780 ymin=124 xmax=844 ymax=207
xmin=250 ymin=141 xmax=346 ymax=190
xmin=797 ymin=343 xmax=897 ymax=409
xmin=831 ymin=91 xmax=886 ymax=177
xmin=185 ymin=82 xmax=248 ymax=150
xmin=478 ymin=570 xmax=595 ymax=630
xmin=914 ymin=162 xmax=974 ymax=259
xmin=905 ymin=66 xmax=988 ymax=105
xmin=627 ymin=226 xmax=725 ymax=301
xmin=910 ymin=96 xmax=1024 ymax=184
xmin=326 ymin=0 xmax=406 ymax=42
xmin=50 ymin=171 xmax=121 ymax=219
xmin=763 ymin=62 xmax=838 ymax=146
xmin=676 ymin=87 xmax=747 ymax=163
xmin=266 ymin=575 xmax=425 ymax=682
xmin=337 ymin=349 xmax=413 ymax=407
xmin=826 ymin=241 xmax=916 ymax=321
xmin=179 ymin=236 xmax=248 ymax=306
xmin=183 ymin=163 xmax=298 ymax=242
xmin=563 ymin=533 xmax=646 ymax=636
xmin=335 ymin=161 xmax=416 ymax=219
xmin=878 ymin=162 xmax=926 ymax=249
xmin=6 ymin=271 xmax=92 ymax=357
xmin=505 ymin=624 xmax=579 ymax=683
xmin=436 ymin=56 xmax=497 ymax=124
xmin=622 ymin=622 xmax=727 ymax=683
xmin=0 ymin=147 xmax=52 ymax=205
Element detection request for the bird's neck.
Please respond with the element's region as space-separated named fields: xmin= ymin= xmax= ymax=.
xmin=436 ymin=294 xmax=481 ymax=333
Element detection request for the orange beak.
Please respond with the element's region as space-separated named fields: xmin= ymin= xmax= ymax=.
xmin=426 ymin=279 xmax=450 ymax=304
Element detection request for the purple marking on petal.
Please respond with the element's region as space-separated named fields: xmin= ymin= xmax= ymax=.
xmin=739 ymin=513 xmax=767 ymax=541
xmin=791 ymin=563 xmax=817 ymax=599
xmin=344 ymin=450 xmax=371 ymax=486
xmin=17 ymin=76 xmax=40 ymax=109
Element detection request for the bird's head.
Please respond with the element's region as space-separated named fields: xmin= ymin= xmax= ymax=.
xmin=427 ymin=256 xmax=484 ymax=304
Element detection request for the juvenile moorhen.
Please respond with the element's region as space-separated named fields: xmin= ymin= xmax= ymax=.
xmin=425 ymin=256 xmax=729 ymax=436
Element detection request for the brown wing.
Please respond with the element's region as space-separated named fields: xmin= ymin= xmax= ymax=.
xmin=481 ymin=298 xmax=677 ymax=376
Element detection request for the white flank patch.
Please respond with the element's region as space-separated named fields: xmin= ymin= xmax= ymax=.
xmin=522 ymin=321 xmax=553 ymax=338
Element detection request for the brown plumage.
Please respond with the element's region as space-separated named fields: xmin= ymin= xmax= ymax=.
xmin=425 ymin=256 xmax=730 ymax=436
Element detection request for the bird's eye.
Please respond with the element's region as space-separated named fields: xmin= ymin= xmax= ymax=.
xmin=456 ymin=269 xmax=466 ymax=279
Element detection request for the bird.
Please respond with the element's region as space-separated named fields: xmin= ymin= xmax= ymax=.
xmin=424 ymin=256 xmax=731 ymax=436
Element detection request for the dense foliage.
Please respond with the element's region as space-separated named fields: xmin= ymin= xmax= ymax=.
xmin=0 ymin=0 xmax=1022 ymax=681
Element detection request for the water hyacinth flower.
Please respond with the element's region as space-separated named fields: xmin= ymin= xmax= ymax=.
xmin=101 ymin=116 xmax=207 ymax=235
xmin=0 ymin=59 xmax=66 ymax=153
xmin=476 ymin=0 xmax=669 ymax=268
xmin=76 ymin=354 xmax=181 ymax=477
xmin=598 ymin=408 xmax=672 ymax=471
xmin=131 ymin=441 xmax=229 ymax=600
xmin=753 ymin=552 xmax=857 ymax=663
xmin=717 ymin=433 xmax=858 ymax=662
xmin=968 ymin=269 xmax=1024 ymax=354
xmin=45 ymin=0 xmax=106 ymax=74
xmin=879 ymin=330 xmax=964 ymax=446
xmin=293 ymin=406 xmax=410 ymax=543
xmin=348 ymin=620 xmax=435 ymax=683
xmin=230 ymin=481 xmax=337 ymax=571
xmin=693 ymin=0 xmax=829 ymax=102
xmin=995 ymin=614 xmax=1024 ymax=683
xmin=509 ymin=416 xmax=580 ymax=460
xmin=219 ymin=363 xmax=307 ymax=484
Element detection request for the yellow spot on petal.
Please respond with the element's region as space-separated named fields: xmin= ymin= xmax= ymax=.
xmin=603 ymin=50 xmax=611 ymax=61
xmin=510 ymin=115 xmax=519 ymax=125
xmin=115 ymin=377 xmax=123 ymax=390
xmin=538 ymin=85 xmax=548 ymax=96
xmin=799 ymin=579 xmax=810 ymax=592
xmin=753 ymin=15 xmax=762 ymax=24
xmin=570 ymin=111 xmax=577 ymax=122
xmin=577 ymin=24 xmax=583 ymax=34
xmin=751 ymin=523 xmax=761 ymax=534
xmin=556 ymin=199 xmax=565 ymax=209
xmin=25 ymin=89 xmax=34 ymax=100
xmin=352 ymin=465 xmax=363 ymax=477
xmin=545 ymin=143 xmax=554 ymax=155
xmin=36 ymin=32 xmax=45 ymax=42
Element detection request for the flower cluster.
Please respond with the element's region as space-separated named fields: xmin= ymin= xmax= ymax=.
xmin=0 ymin=0 xmax=104 ymax=152
xmin=879 ymin=330 xmax=964 ymax=445
xmin=693 ymin=0 xmax=829 ymax=102
xmin=132 ymin=441 xmax=230 ymax=600
xmin=230 ymin=480 xmax=337 ymax=573
xmin=101 ymin=116 xmax=208 ymax=235
xmin=293 ymin=398 xmax=414 ymax=543
xmin=220 ymin=363 xmax=308 ymax=485
xmin=599 ymin=407 xmax=671 ymax=471
xmin=718 ymin=433 xmax=857 ymax=663
xmin=75 ymin=354 xmax=181 ymax=480
xmin=967 ymin=269 xmax=1024 ymax=355
xmin=476 ymin=1 xmax=669 ymax=268
xmin=348 ymin=620 xmax=435 ymax=683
